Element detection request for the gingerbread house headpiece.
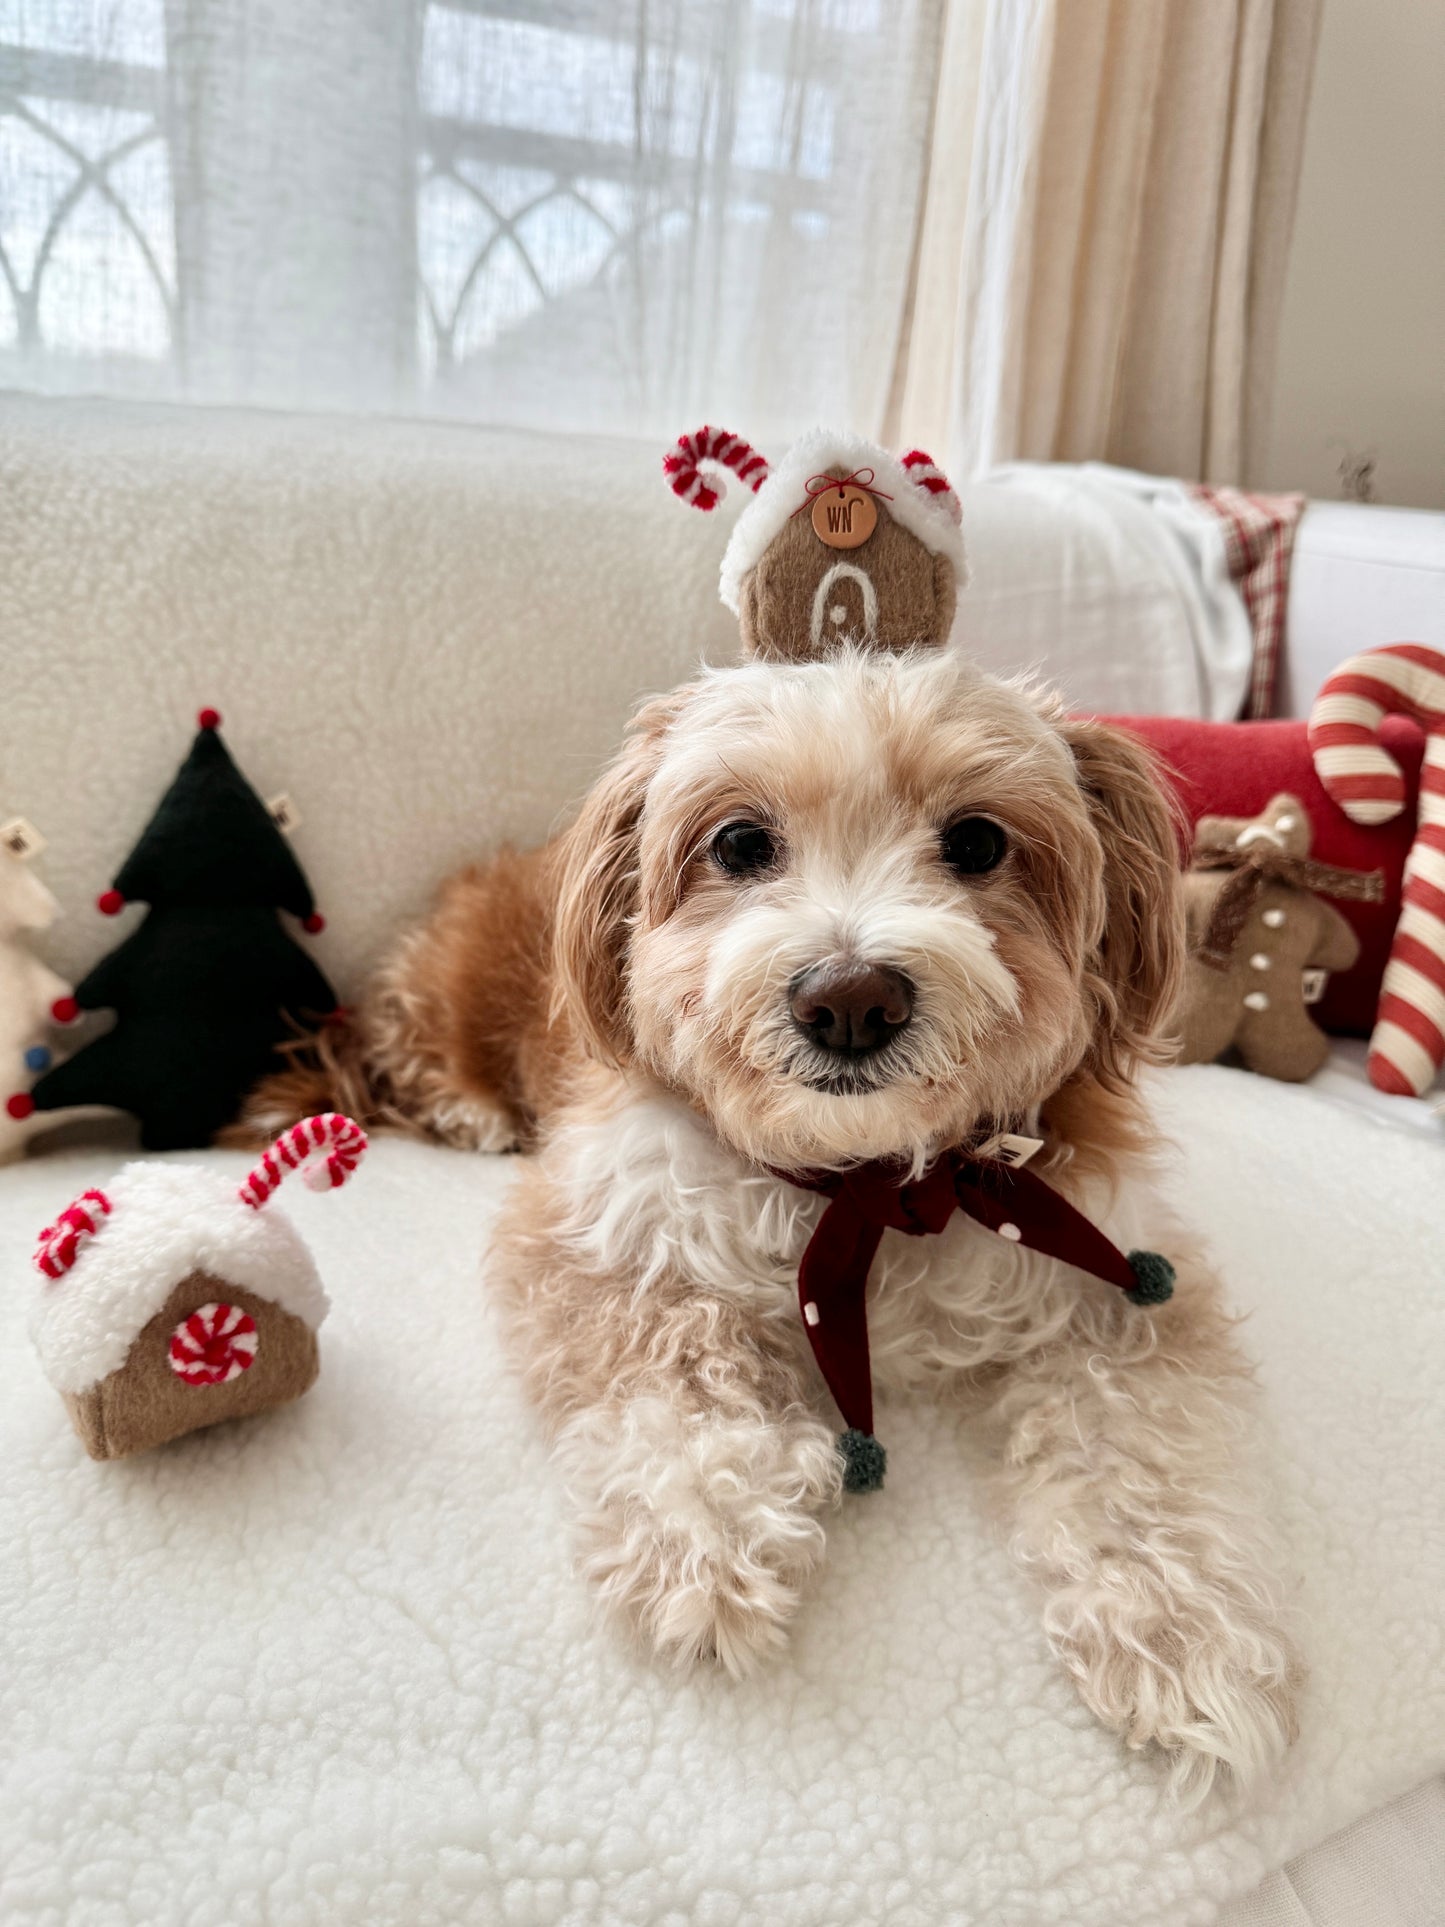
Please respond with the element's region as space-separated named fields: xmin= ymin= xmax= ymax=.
xmin=30 ymin=1113 xmax=363 ymax=1459
xmin=664 ymin=425 xmax=968 ymax=662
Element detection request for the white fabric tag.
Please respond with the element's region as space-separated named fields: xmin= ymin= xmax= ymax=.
xmin=980 ymin=1131 xmax=1043 ymax=1168
xmin=0 ymin=817 xmax=44 ymax=860
xmin=1301 ymin=967 xmax=1328 ymax=1006
xmin=268 ymin=794 xmax=301 ymax=834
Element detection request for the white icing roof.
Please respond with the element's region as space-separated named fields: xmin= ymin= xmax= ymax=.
xmin=718 ymin=428 xmax=969 ymax=614
xmin=30 ymin=1162 xmax=331 ymax=1394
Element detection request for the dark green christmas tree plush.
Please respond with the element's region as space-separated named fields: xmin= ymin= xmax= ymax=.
xmin=8 ymin=711 xmax=335 ymax=1151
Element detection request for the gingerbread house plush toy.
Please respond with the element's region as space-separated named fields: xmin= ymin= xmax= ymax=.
xmin=30 ymin=1113 xmax=363 ymax=1460
xmin=664 ymin=426 xmax=968 ymax=661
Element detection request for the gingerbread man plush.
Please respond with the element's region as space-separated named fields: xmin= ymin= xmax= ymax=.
xmin=1179 ymin=792 xmax=1382 ymax=1081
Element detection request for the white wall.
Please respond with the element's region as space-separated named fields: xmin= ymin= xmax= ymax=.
xmin=1256 ymin=0 xmax=1445 ymax=510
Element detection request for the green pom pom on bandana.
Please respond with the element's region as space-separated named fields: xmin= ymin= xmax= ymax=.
xmin=838 ymin=1429 xmax=887 ymax=1494
xmin=1125 ymin=1249 xmax=1176 ymax=1306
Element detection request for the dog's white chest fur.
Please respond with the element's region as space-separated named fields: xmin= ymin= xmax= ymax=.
xmin=549 ymin=1091 xmax=1157 ymax=1397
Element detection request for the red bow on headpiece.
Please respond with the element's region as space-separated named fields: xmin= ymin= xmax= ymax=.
xmin=789 ymin=467 xmax=895 ymax=518
xmin=770 ymin=1151 xmax=1175 ymax=1493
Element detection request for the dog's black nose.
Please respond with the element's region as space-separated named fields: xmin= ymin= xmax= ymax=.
xmin=790 ymin=962 xmax=913 ymax=1055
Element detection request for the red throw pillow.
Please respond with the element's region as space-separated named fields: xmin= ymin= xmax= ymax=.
xmin=1099 ymin=715 xmax=1425 ymax=1036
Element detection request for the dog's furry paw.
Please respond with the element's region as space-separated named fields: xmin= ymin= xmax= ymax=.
xmin=586 ymin=1517 xmax=811 ymax=1677
xmin=559 ymin=1399 xmax=842 ymax=1677
xmin=422 ymin=1093 xmax=520 ymax=1153
xmin=1046 ymin=1563 xmax=1301 ymax=1803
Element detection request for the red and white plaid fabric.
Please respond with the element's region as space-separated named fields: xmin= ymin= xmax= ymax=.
xmin=1188 ymin=483 xmax=1306 ymax=720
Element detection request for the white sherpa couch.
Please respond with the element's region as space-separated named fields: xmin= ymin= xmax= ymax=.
xmin=2 ymin=395 xmax=1443 ymax=1927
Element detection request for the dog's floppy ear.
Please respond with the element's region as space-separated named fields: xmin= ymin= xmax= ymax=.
xmin=550 ymin=692 xmax=681 ymax=1065
xmin=1058 ymin=716 xmax=1185 ymax=1088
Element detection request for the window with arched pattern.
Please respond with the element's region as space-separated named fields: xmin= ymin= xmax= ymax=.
xmin=0 ymin=0 xmax=940 ymax=437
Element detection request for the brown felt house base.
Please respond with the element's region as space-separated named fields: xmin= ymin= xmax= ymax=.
xmin=738 ymin=479 xmax=957 ymax=661
xmin=62 ymin=1269 xmax=320 ymax=1460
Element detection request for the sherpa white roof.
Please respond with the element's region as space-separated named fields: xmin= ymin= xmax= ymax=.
xmin=717 ymin=428 xmax=969 ymax=615
xmin=30 ymin=1162 xmax=331 ymax=1394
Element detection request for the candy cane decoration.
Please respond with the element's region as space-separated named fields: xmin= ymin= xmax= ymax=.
xmin=34 ymin=1189 xmax=112 ymax=1279
xmin=900 ymin=448 xmax=963 ymax=526
xmin=663 ymin=426 xmax=770 ymax=512
xmin=168 ymin=1302 xmax=259 ymax=1385
xmin=238 ymin=1112 xmax=368 ymax=1210
xmin=1309 ymin=643 xmax=1445 ymax=1096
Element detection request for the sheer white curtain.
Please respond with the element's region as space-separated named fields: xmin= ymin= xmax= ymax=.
xmin=1 ymin=0 xmax=1322 ymax=477
xmin=0 ymin=0 xmax=944 ymax=438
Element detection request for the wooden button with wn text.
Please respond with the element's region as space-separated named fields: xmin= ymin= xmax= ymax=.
xmin=811 ymin=486 xmax=877 ymax=550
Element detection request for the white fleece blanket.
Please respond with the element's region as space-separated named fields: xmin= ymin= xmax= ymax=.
xmin=2 ymin=1065 xmax=1442 ymax=1927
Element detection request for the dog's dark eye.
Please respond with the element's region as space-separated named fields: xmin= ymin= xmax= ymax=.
xmin=941 ymin=816 xmax=1008 ymax=876
xmin=712 ymin=822 xmax=777 ymax=875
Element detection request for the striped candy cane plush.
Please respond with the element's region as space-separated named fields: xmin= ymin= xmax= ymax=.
xmin=1309 ymin=644 xmax=1445 ymax=1095
xmin=662 ymin=426 xmax=771 ymax=511
xmin=899 ymin=448 xmax=963 ymax=525
xmin=34 ymin=1188 xmax=113 ymax=1279
xmin=239 ymin=1111 xmax=368 ymax=1209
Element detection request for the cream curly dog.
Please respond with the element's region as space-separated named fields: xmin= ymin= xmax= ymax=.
xmin=247 ymin=646 xmax=1299 ymax=1802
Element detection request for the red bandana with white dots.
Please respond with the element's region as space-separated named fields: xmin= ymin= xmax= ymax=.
xmin=771 ymin=1151 xmax=1174 ymax=1477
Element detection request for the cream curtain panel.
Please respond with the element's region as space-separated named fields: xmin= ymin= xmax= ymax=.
xmin=0 ymin=0 xmax=1319 ymax=479
xmin=898 ymin=0 xmax=1323 ymax=482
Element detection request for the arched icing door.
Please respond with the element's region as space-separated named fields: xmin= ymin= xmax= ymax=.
xmin=810 ymin=561 xmax=879 ymax=650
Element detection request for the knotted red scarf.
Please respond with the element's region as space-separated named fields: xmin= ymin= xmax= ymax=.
xmin=770 ymin=1150 xmax=1175 ymax=1493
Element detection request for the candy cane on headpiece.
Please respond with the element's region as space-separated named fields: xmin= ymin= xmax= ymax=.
xmin=899 ymin=449 xmax=962 ymax=526
xmin=663 ymin=426 xmax=770 ymax=512
xmin=1309 ymin=643 xmax=1445 ymax=1096
xmin=34 ymin=1189 xmax=112 ymax=1279
xmin=238 ymin=1112 xmax=368 ymax=1210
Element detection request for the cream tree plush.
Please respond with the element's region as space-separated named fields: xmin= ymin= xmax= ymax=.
xmin=0 ymin=840 xmax=76 ymax=1163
